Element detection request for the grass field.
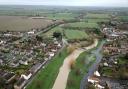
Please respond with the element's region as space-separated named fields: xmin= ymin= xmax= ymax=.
xmin=66 ymin=22 xmax=99 ymax=29
xmin=66 ymin=52 xmax=96 ymax=89
xmin=27 ymin=48 xmax=68 ymax=89
xmin=64 ymin=30 xmax=88 ymax=40
xmin=44 ymin=26 xmax=63 ymax=37
xmin=45 ymin=13 xmax=78 ymax=20
xmin=0 ymin=16 xmax=53 ymax=31
xmin=85 ymin=18 xmax=109 ymax=23
xmin=85 ymin=13 xmax=110 ymax=19
xmin=118 ymin=16 xmax=128 ymax=21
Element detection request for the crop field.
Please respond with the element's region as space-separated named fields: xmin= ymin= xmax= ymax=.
xmin=66 ymin=22 xmax=99 ymax=29
xmin=85 ymin=13 xmax=110 ymax=19
xmin=118 ymin=16 xmax=128 ymax=21
xmin=44 ymin=26 xmax=63 ymax=37
xmin=44 ymin=13 xmax=78 ymax=20
xmin=0 ymin=16 xmax=53 ymax=31
xmin=85 ymin=18 xmax=109 ymax=23
xmin=64 ymin=30 xmax=88 ymax=40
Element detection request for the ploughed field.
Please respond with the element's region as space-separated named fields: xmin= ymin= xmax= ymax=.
xmin=0 ymin=16 xmax=53 ymax=31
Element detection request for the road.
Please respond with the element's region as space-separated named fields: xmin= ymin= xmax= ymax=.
xmin=80 ymin=40 xmax=106 ymax=89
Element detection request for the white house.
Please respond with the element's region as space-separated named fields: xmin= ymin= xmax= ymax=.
xmin=94 ymin=71 xmax=101 ymax=77
xmin=88 ymin=77 xmax=99 ymax=84
xmin=19 ymin=60 xmax=28 ymax=65
xmin=21 ymin=73 xmax=32 ymax=80
xmin=27 ymin=31 xmax=35 ymax=35
xmin=103 ymin=62 xmax=109 ymax=67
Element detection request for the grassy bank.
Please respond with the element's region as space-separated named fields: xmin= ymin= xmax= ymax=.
xmin=26 ymin=48 xmax=68 ymax=89
xmin=66 ymin=52 xmax=96 ymax=89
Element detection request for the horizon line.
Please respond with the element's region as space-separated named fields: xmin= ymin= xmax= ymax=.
xmin=0 ymin=4 xmax=128 ymax=8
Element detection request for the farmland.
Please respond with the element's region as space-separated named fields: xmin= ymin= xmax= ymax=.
xmin=44 ymin=26 xmax=89 ymax=40
xmin=118 ymin=16 xmax=128 ymax=21
xmin=85 ymin=18 xmax=109 ymax=23
xmin=65 ymin=22 xmax=99 ymax=29
xmin=85 ymin=13 xmax=110 ymax=19
xmin=64 ymin=30 xmax=88 ymax=40
xmin=44 ymin=26 xmax=63 ymax=37
xmin=0 ymin=16 xmax=53 ymax=31
xmin=44 ymin=13 xmax=78 ymax=20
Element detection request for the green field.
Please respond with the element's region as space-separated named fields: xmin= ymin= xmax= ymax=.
xmin=44 ymin=26 xmax=63 ymax=37
xmin=66 ymin=52 xmax=96 ymax=89
xmin=44 ymin=26 xmax=88 ymax=40
xmin=118 ymin=16 xmax=128 ymax=21
xmin=85 ymin=13 xmax=110 ymax=19
xmin=66 ymin=22 xmax=99 ymax=29
xmin=45 ymin=13 xmax=78 ymax=20
xmin=64 ymin=30 xmax=88 ymax=40
xmin=85 ymin=18 xmax=109 ymax=23
xmin=27 ymin=48 xmax=69 ymax=89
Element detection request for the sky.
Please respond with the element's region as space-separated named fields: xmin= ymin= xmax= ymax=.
xmin=0 ymin=0 xmax=128 ymax=7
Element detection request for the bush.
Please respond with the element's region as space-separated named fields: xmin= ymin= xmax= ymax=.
xmin=67 ymin=45 xmax=76 ymax=54
xmin=67 ymin=78 xmax=75 ymax=87
xmin=69 ymin=59 xmax=76 ymax=70
xmin=75 ymin=68 xmax=81 ymax=76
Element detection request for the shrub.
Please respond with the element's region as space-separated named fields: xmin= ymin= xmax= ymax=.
xmin=75 ymin=68 xmax=81 ymax=76
xmin=67 ymin=78 xmax=75 ymax=87
xmin=67 ymin=45 xmax=76 ymax=54
xmin=69 ymin=59 xmax=76 ymax=70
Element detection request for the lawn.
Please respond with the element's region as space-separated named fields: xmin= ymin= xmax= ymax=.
xmin=64 ymin=30 xmax=88 ymax=40
xmin=66 ymin=22 xmax=99 ymax=29
xmin=26 ymin=48 xmax=69 ymax=89
xmin=66 ymin=52 xmax=96 ymax=89
xmin=85 ymin=13 xmax=110 ymax=19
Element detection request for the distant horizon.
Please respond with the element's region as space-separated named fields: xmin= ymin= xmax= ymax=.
xmin=0 ymin=0 xmax=128 ymax=7
xmin=0 ymin=4 xmax=128 ymax=8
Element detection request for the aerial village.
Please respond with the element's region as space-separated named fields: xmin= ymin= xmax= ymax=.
xmin=0 ymin=5 xmax=128 ymax=89
xmin=86 ymin=21 xmax=128 ymax=89
xmin=0 ymin=27 xmax=63 ymax=89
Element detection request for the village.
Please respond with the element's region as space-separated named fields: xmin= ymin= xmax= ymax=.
xmin=0 ymin=28 xmax=63 ymax=89
xmin=0 ymin=5 xmax=128 ymax=89
xmin=86 ymin=22 xmax=128 ymax=89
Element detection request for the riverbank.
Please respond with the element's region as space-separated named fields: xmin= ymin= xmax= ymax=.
xmin=52 ymin=39 xmax=98 ymax=89
xmin=26 ymin=48 xmax=69 ymax=89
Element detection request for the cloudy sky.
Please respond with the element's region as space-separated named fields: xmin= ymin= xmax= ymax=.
xmin=0 ymin=0 xmax=128 ymax=7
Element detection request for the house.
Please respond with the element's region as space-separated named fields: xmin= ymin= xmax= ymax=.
xmin=48 ymin=52 xmax=55 ymax=57
xmin=27 ymin=31 xmax=35 ymax=35
xmin=14 ymin=77 xmax=26 ymax=89
xmin=88 ymin=76 xmax=100 ymax=84
xmin=94 ymin=71 xmax=101 ymax=77
xmin=19 ymin=60 xmax=28 ymax=65
xmin=21 ymin=72 xmax=32 ymax=80
xmin=10 ymin=61 xmax=20 ymax=68
xmin=29 ymin=63 xmax=42 ymax=73
xmin=0 ymin=59 xmax=3 ymax=65
xmin=103 ymin=62 xmax=109 ymax=67
xmin=4 ymin=72 xmax=16 ymax=83
xmin=57 ymin=43 xmax=61 ymax=48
